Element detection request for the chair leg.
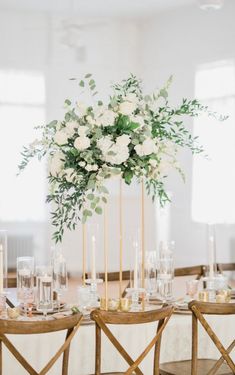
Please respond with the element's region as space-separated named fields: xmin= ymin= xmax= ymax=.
xmin=95 ymin=324 xmax=101 ymax=375
xmin=0 ymin=340 xmax=2 ymax=375
xmin=62 ymin=328 xmax=73 ymax=375
xmin=191 ymin=313 xmax=198 ymax=375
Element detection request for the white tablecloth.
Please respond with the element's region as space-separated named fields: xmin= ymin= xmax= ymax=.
xmin=2 ymin=312 xmax=235 ymax=374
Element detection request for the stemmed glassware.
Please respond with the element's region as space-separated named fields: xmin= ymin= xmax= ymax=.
xmin=36 ymin=266 xmax=53 ymax=320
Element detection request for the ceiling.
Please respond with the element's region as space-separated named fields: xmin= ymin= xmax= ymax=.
xmin=0 ymin=0 xmax=197 ymax=18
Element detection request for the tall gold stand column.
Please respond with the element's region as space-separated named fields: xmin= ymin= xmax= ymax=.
xmin=141 ymin=179 xmax=145 ymax=290
xmin=82 ymin=223 xmax=87 ymax=286
xmin=104 ymin=202 xmax=108 ymax=310
xmin=119 ymin=178 xmax=123 ymax=300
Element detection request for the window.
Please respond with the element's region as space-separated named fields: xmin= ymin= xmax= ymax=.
xmin=192 ymin=61 xmax=235 ymax=223
xmin=0 ymin=70 xmax=47 ymax=222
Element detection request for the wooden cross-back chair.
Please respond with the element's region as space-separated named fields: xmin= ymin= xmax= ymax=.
xmin=160 ymin=301 xmax=235 ymax=375
xmin=90 ymin=305 xmax=174 ymax=375
xmin=174 ymin=265 xmax=207 ymax=280
xmin=217 ymin=263 xmax=235 ymax=274
xmin=0 ymin=313 xmax=82 ymax=375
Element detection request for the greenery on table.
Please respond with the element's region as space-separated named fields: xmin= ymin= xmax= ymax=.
xmin=19 ymin=74 xmax=227 ymax=242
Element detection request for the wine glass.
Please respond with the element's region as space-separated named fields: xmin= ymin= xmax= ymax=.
xmin=36 ymin=266 xmax=53 ymax=320
xmin=53 ymin=255 xmax=68 ymax=312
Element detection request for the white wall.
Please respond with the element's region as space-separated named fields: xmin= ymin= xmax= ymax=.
xmin=139 ymin=2 xmax=235 ymax=266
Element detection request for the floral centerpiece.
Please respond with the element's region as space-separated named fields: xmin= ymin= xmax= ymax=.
xmin=19 ymin=74 xmax=225 ymax=242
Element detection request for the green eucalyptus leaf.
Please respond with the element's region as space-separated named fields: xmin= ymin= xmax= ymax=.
xmin=95 ymin=206 xmax=102 ymax=215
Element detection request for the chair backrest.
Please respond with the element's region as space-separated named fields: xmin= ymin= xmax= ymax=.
xmin=91 ymin=305 xmax=174 ymax=375
xmin=217 ymin=262 xmax=235 ymax=273
xmin=0 ymin=313 xmax=82 ymax=375
xmin=189 ymin=300 xmax=235 ymax=375
xmin=174 ymin=265 xmax=206 ymax=279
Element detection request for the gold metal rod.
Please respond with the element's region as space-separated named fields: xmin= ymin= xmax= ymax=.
xmin=141 ymin=179 xmax=145 ymax=290
xmin=119 ymin=178 xmax=123 ymax=300
xmin=82 ymin=223 xmax=86 ymax=286
xmin=104 ymin=202 xmax=108 ymax=310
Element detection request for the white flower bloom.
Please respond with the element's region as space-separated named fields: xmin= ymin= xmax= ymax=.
xmin=119 ymin=101 xmax=136 ymax=116
xmin=65 ymin=168 xmax=76 ymax=183
xmin=143 ymin=138 xmax=158 ymax=155
xmin=149 ymin=159 xmax=158 ymax=168
xmin=105 ymin=144 xmax=129 ymax=165
xmin=96 ymin=109 xmax=117 ymax=127
xmin=74 ymin=136 xmax=90 ymax=151
xmin=97 ymin=136 xmax=113 ymax=153
xmin=54 ymin=130 xmax=68 ymax=145
xmin=116 ymin=134 xmax=131 ymax=147
xmin=76 ymin=101 xmax=87 ymax=117
xmin=135 ymin=138 xmax=157 ymax=156
xmin=79 ymin=161 xmax=86 ymax=167
xmin=49 ymin=152 xmax=64 ymax=176
xmin=85 ymin=164 xmax=93 ymax=171
xmin=85 ymin=164 xmax=98 ymax=172
xmin=65 ymin=121 xmax=78 ymax=137
xmin=134 ymin=144 xmax=145 ymax=157
xmin=86 ymin=115 xmax=96 ymax=126
xmin=77 ymin=126 xmax=89 ymax=137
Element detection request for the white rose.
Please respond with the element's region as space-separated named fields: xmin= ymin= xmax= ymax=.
xmin=54 ymin=130 xmax=68 ymax=145
xmin=92 ymin=164 xmax=98 ymax=171
xmin=76 ymin=101 xmax=87 ymax=117
xmin=74 ymin=136 xmax=90 ymax=151
xmin=134 ymin=138 xmax=157 ymax=156
xmin=96 ymin=109 xmax=117 ymax=127
xmin=119 ymin=101 xmax=136 ymax=116
xmin=134 ymin=144 xmax=145 ymax=157
xmin=86 ymin=115 xmax=96 ymax=126
xmin=65 ymin=168 xmax=76 ymax=183
xmin=105 ymin=144 xmax=129 ymax=165
xmin=65 ymin=121 xmax=78 ymax=137
xmin=85 ymin=164 xmax=98 ymax=172
xmin=97 ymin=136 xmax=113 ymax=153
xmin=113 ymin=145 xmax=129 ymax=164
xmin=49 ymin=152 xmax=64 ymax=176
xmin=79 ymin=161 xmax=86 ymax=167
xmin=77 ymin=126 xmax=89 ymax=137
xmin=149 ymin=159 xmax=157 ymax=168
xmin=85 ymin=164 xmax=93 ymax=171
xmin=142 ymin=138 xmax=157 ymax=155
xmin=116 ymin=134 xmax=130 ymax=146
